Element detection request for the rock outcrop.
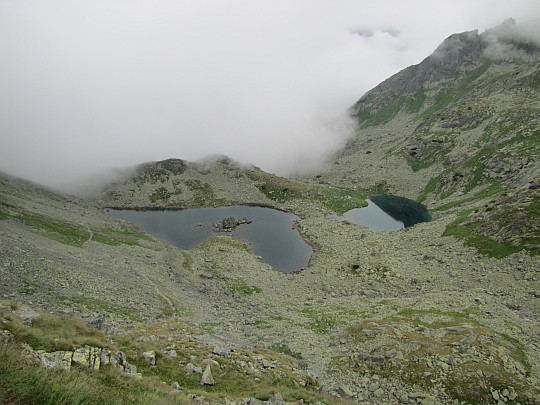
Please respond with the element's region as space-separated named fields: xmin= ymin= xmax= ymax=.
xmin=213 ymin=216 xmax=252 ymax=231
xmin=16 ymin=343 xmax=142 ymax=378
xmin=201 ymin=364 xmax=215 ymax=385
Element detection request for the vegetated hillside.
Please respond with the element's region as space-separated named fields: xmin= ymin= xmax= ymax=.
xmin=2 ymin=168 xmax=540 ymax=405
xmin=0 ymin=171 xmax=182 ymax=323
xmin=97 ymin=155 xmax=369 ymax=216
xmin=0 ymin=301 xmax=323 ymax=405
xmin=1 ymin=20 xmax=540 ymax=405
xmin=316 ymin=18 xmax=539 ymax=257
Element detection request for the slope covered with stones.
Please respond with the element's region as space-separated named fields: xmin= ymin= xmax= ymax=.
xmin=1 ymin=19 xmax=539 ymax=405
xmin=313 ymin=19 xmax=539 ymax=257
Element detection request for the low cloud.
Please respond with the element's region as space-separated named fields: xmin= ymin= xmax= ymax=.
xmin=482 ymin=18 xmax=540 ymax=61
xmin=0 ymin=0 xmax=539 ymax=191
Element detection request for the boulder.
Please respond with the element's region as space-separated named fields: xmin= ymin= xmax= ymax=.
xmin=268 ymin=393 xmax=285 ymax=405
xmin=185 ymin=363 xmax=202 ymax=373
xmin=213 ymin=345 xmax=232 ymax=356
xmin=110 ymin=350 xmax=139 ymax=376
xmin=142 ymin=350 xmax=156 ymax=366
xmin=100 ymin=348 xmax=111 ymax=365
xmin=213 ymin=217 xmax=252 ymax=231
xmin=72 ymin=346 xmax=101 ymax=369
xmin=38 ymin=350 xmax=73 ymax=370
xmin=335 ymin=386 xmax=354 ymax=398
xmin=20 ymin=343 xmax=41 ymax=364
xmin=201 ymin=365 xmax=215 ymax=385
xmin=163 ymin=347 xmax=178 ymax=358
xmin=14 ymin=306 xmax=40 ymax=324
xmin=110 ymin=351 xmax=127 ymax=369
xmin=202 ymin=358 xmax=220 ymax=368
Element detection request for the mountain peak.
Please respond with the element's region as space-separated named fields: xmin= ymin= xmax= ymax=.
xmin=350 ymin=19 xmax=539 ymax=128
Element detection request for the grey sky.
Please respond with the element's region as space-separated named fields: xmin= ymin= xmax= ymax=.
xmin=1 ymin=0 xmax=539 ymax=189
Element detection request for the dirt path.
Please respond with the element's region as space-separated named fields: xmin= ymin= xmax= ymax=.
xmin=83 ymin=225 xmax=94 ymax=243
xmin=138 ymin=272 xmax=176 ymax=318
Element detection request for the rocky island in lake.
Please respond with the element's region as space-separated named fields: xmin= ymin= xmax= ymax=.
xmin=213 ymin=216 xmax=252 ymax=231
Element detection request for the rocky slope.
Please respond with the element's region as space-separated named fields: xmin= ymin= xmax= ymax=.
xmin=1 ymin=19 xmax=539 ymax=405
xmin=308 ymin=18 xmax=539 ymax=258
xmin=2 ymin=160 xmax=539 ymax=404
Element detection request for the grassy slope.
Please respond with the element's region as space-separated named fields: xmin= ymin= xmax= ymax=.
xmin=98 ymin=157 xmax=368 ymax=215
xmin=0 ymin=302 xmax=337 ymax=405
xmin=326 ymin=57 xmax=540 ymax=258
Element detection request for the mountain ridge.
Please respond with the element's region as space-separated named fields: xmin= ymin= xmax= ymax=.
xmin=313 ymin=18 xmax=539 ymax=257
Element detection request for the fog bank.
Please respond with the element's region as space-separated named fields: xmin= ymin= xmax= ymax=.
xmin=1 ymin=0 xmax=539 ymax=189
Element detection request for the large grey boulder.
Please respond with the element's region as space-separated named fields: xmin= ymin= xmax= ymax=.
xmin=142 ymin=350 xmax=156 ymax=366
xmin=109 ymin=350 xmax=141 ymax=377
xmin=185 ymin=363 xmax=202 ymax=373
xmin=37 ymin=350 xmax=73 ymax=370
xmin=72 ymin=346 xmax=101 ymax=369
xmin=201 ymin=365 xmax=215 ymax=385
xmin=14 ymin=305 xmax=40 ymax=324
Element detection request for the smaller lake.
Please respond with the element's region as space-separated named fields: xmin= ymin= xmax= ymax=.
xmin=107 ymin=205 xmax=313 ymax=273
xmin=333 ymin=195 xmax=431 ymax=231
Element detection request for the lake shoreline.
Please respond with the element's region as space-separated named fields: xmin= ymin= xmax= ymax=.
xmin=106 ymin=204 xmax=316 ymax=274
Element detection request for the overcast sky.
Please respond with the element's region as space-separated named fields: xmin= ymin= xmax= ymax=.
xmin=1 ymin=0 xmax=539 ymax=190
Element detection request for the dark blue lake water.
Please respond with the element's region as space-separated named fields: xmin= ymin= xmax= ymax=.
xmin=335 ymin=195 xmax=431 ymax=231
xmin=107 ymin=206 xmax=313 ymax=273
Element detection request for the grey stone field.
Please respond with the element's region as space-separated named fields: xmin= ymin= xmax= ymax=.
xmin=1 ymin=19 xmax=539 ymax=404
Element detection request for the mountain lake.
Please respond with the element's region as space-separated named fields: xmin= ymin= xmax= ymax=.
xmin=107 ymin=205 xmax=313 ymax=273
xmin=332 ymin=195 xmax=431 ymax=231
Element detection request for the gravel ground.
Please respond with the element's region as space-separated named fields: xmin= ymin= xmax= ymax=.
xmin=1 ymin=169 xmax=538 ymax=404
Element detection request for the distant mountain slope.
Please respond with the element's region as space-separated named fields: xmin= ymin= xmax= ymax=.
xmin=96 ymin=155 xmax=370 ymax=215
xmin=316 ymin=19 xmax=539 ymax=256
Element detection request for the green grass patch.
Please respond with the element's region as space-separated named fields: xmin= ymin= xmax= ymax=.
xmin=416 ymin=62 xmax=491 ymax=120
xmin=0 ymin=345 xmax=178 ymax=405
xmin=156 ymin=294 xmax=174 ymax=317
xmin=354 ymin=87 xmax=428 ymax=128
xmin=0 ymin=307 xmax=108 ymax=353
xmin=199 ymin=322 xmax=219 ymax=334
xmin=226 ymin=279 xmax=262 ymax=296
xmin=417 ymin=176 xmax=439 ymax=203
xmin=149 ymin=187 xmax=171 ymax=203
xmin=269 ymin=343 xmax=303 ymax=360
xmin=315 ymin=186 xmax=367 ymax=215
xmin=404 ymin=138 xmax=455 ymax=172
xmin=184 ymin=179 xmax=227 ymax=206
xmin=181 ymin=251 xmax=194 ymax=272
xmin=253 ymin=320 xmax=272 ymax=329
xmin=299 ymin=307 xmax=344 ymax=334
xmin=431 ymin=182 xmax=506 ymax=212
xmin=0 ymin=303 xmax=338 ymax=404
xmin=55 ymin=294 xmax=142 ymax=322
xmin=442 ymin=209 xmax=532 ymax=258
xmin=16 ymin=212 xmax=90 ymax=247
xmin=91 ymin=227 xmax=153 ymax=246
xmin=342 ymin=307 xmax=535 ymax=404
xmin=247 ymin=171 xmax=307 ymax=203
xmin=392 ymin=308 xmax=476 ymax=329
